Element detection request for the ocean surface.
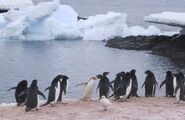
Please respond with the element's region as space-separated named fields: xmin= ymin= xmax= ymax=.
xmin=1 ymin=0 xmax=185 ymax=103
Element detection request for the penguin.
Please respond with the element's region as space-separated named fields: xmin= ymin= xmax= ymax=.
xmin=96 ymin=72 xmax=113 ymax=98
xmin=42 ymin=75 xmax=67 ymax=106
xmin=20 ymin=80 xmax=46 ymax=112
xmin=57 ymin=75 xmax=69 ymax=103
xmin=110 ymin=71 xmax=126 ymax=99
xmin=130 ymin=69 xmax=139 ymax=97
xmin=100 ymin=96 xmax=112 ymax=111
xmin=160 ymin=71 xmax=174 ymax=97
xmin=8 ymin=80 xmax=28 ymax=106
xmin=142 ymin=70 xmax=158 ymax=97
xmin=174 ymin=73 xmax=185 ymax=103
xmin=76 ymin=76 xmax=98 ymax=100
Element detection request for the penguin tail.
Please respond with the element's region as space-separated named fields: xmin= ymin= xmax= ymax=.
xmin=109 ymin=93 xmax=114 ymax=98
xmin=41 ymin=102 xmax=49 ymax=107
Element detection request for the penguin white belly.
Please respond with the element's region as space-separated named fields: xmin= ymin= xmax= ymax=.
xmin=37 ymin=95 xmax=39 ymax=109
xmin=173 ymin=77 xmax=177 ymax=95
xmin=83 ymin=80 xmax=95 ymax=99
xmin=176 ymin=88 xmax=180 ymax=102
xmin=51 ymin=81 xmax=60 ymax=104
xmin=126 ymin=80 xmax=132 ymax=98
xmin=152 ymin=84 xmax=156 ymax=96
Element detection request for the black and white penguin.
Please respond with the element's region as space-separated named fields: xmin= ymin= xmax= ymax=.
xmin=130 ymin=69 xmax=139 ymax=97
xmin=111 ymin=71 xmax=126 ymax=99
xmin=8 ymin=80 xmax=28 ymax=106
xmin=160 ymin=71 xmax=174 ymax=97
xmin=125 ymin=72 xmax=132 ymax=99
xmin=174 ymin=72 xmax=185 ymax=103
xmin=58 ymin=75 xmax=69 ymax=103
xmin=142 ymin=70 xmax=158 ymax=97
xmin=96 ymin=72 xmax=113 ymax=98
xmin=22 ymin=80 xmax=46 ymax=112
xmin=42 ymin=75 xmax=68 ymax=106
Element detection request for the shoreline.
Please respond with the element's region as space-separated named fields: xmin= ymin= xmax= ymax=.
xmin=1 ymin=97 xmax=185 ymax=120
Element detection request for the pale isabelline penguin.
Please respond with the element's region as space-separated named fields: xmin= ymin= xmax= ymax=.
xmin=142 ymin=70 xmax=158 ymax=97
xmin=130 ymin=69 xmax=139 ymax=97
xmin=8 ymin=80 xmax=28 ymax=106
xmin=58 ymin=75 xmax=69 ymax=104
xmin=96 ymin=72 xmax=113 ymax=98
xmin=100 ymin=96 xmax=112 ymax=111
xmin=42 ymin=75 xmax=64 ymax=106
xmin=160 ymin=71 xmax=174 ymax=97
xmin=77 ymin=76 xmax=98 ymax=101
xmin=20 ymin=80 xmax=46 ymax=112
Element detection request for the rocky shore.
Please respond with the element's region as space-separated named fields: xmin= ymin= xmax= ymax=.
xmin=106 ymin=34 xmax=185 ymax=60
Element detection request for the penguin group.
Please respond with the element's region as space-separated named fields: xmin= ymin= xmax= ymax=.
xmin=8 ymin=74 xmax=69 ymax=112
xmin=8 ymin=70 xmax=185 ymax=112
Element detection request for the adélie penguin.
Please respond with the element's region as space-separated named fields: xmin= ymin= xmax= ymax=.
xmin=160 ymin=71 xmax=174 ymax=97
xmin=57 ymin=75 xmax=69 ymax=104
xmin=76 ymin=76 xmax=98 ymax=101
xmin=174 ymin=72 xmax=185 ymax=104
xmin=42 ymin=75 xmax=69 ymax=106
xmin=130 ymin=69 xmax=139 ymax=97
xmin=96 ymin=72 xmax=113 ymax=98
xmin=100 ymin=96 xmax=112 ymax=111
xmin=142 ymin=70 xmax=158 ymax=97
xmin=8 ymin=80 xmax=28 ymax=106
xmin=19 ymin=80 xmax=46 ymax=112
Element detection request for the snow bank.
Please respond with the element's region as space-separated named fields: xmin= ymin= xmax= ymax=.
xmin=0 ymin=0 xmax=33 ymax=9
xmin=0 ymin=0 xmax=177 ymax=41
xmin=144 ymin=12 xmax=185 ymax=27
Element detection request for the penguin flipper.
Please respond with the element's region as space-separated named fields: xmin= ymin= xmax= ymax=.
xmin=96 ymin=82 xmax=100 ymax=93
xmin=44 ymin=87 xmax=51 ymax=91
xmin=160 ymin=80 xmax=166 ymax=88
xmin=8 ymin=87 xmax=17 ymax=91
xmin=110 ymin=80 xmax=115 ymax=84
xmin=109 ymin=84 xmax=114 ymax=92
xmin=141 ymin=81 xmax=145 ymax=88
xmin=38 ymin=90 xmax=46 ymax=99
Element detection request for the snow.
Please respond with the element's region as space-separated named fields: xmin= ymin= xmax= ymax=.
xmin=0 ymin=0 xmax=33 ymax=9
xmin=0 ymin=1 xmax=178 ymax=41
xmin=144 ymin=12 xmax=185 ymax=27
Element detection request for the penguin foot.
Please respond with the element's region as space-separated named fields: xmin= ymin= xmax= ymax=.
xmin=62 ymin=102 xmax=68 ymax=105
xmin=174 ymin=101 xmax=179 ymax=104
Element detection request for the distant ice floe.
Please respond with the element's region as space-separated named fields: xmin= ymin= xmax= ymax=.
xmin=144 ymin=12 xmax=185 ymax=27
xmin=0 ymin=0 xmax=179 ymax=41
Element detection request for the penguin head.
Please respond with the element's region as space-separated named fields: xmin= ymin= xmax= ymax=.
xmin=90 ymin=76 xmax=98 ymax=80
xmin=57 ymin=75 xmax=69 ymax=82
xmin=130 ymin=69 xmax=136 ymax=74
xmin=19 ymin=80 xmax=28 ymax=86
xmin=145 ymin=70 xmax=152 ymax=75
xmin=178 ymin=72 xmax=184 ymax=79
xmin=31 ymin=79 xmax=37 ymax=85
xmin=103 ymin=72 xmax=109 ymax=76
xmin=96 ymin=74 xmax=103 ymax=79
xmin=166 ymin=71 xmax=171 ymax=74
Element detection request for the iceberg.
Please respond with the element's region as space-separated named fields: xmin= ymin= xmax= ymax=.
xmin=144 ymin=12 xmax=185 ymax=27
xmin=0 ymin=0 xmax=33 ymax=10
xmin=0 ymin=0 xmax=177 ymax=41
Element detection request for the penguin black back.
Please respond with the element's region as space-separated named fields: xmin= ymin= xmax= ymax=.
xmin=8 ymin=80 xmax=28 ymax=106
xmin=58 ymin=75 xmax=69 ymax=102
xmin=142 ymin=70 xmax=158 ymax=97
xmin=130 ymin=69 xmax=139 ymax=97
xmin=97 ymin=72 xmax=113 ymax=98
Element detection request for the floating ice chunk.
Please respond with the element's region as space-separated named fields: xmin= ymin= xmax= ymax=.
xmin=144 ymin=12 xmax=185 ymax=27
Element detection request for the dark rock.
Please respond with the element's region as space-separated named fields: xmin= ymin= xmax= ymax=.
xmin=106 ymin=34 xmax=185 ymax=60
